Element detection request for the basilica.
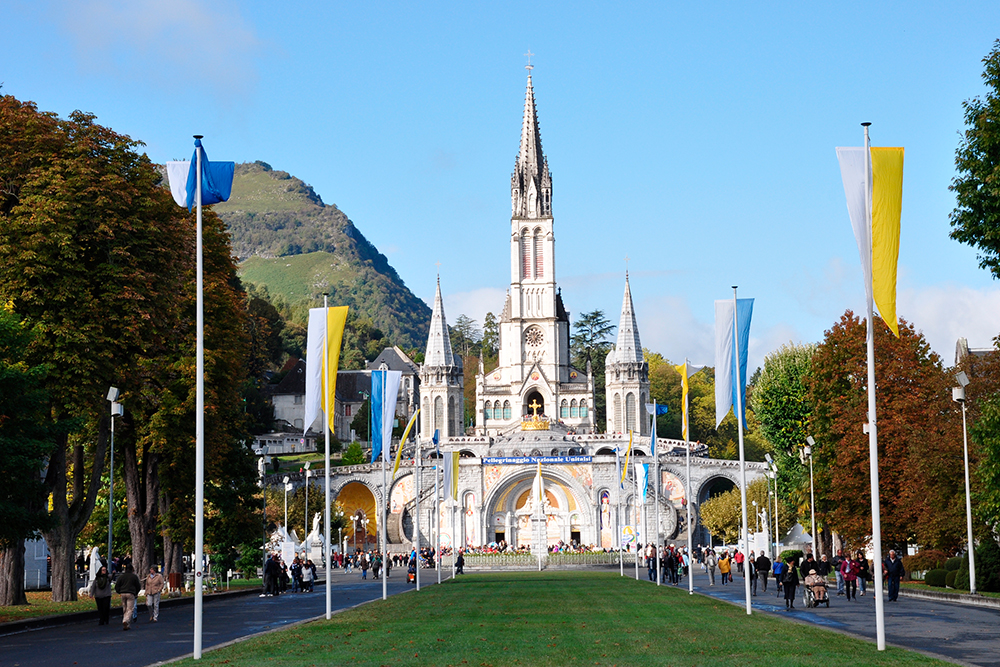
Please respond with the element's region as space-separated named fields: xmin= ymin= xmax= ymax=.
xmin=309 ymin=71 xmax=767 ymax=554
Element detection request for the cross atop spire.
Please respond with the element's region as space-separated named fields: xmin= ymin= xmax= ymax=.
xmin=524 ymin=49 xmax=534 ymax=72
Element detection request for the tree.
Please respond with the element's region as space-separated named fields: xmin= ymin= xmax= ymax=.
xmin=571 ymin=310 xmax=615 ymax=430
xmin=950 ymin=40 xmax=1000 ymax=278
xmin=0 ymin=307 xmax=57 ymax=606
xmin=481 ymin=312 xmax=498 ymax=364
xmin=341 ymin=442 xmax=365 ymax=466
xmin=699 ymin=478 xmax=791 ymax=545
xmin=450 ymin=314 xmax=481 ymax=358
xmin=807 ymin=311 xmax=963 ymax=551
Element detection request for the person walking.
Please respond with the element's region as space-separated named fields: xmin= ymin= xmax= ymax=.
xmin=748 ymin=551 xmax=758 ymax=595
xmin=856 ymin=551 xmax=871 ymax=597
xmin=360 ymin=554 xmax=369 ymax=580
xmin=705 ymin=549 xmax=718 ymax=586
xmin=114 ymin=564 xmax=141 ymax=631
xmin=89 ymin=565 xmax=113 ymax=626
xmin=456 ymin=550 xmax=465 ymax=575
xmin=755 ymin=552 xmax=771 ymax=593
xmin=302 ymin=559 xmax=314 ymax=592
xmin=782 ymin=556 xmax=799 ymax=611
xmin=734 ymin=549 xmax=744 ymax=575
xmin=832 ymin=549 xmax=846 ymax=596
xmin=841 ymin=554 xmax=859 ymax=601
xmin=143 ymin=566 xmax=165 ymax=622
xmin=773 ymin=557 xmax=786 ymax=597
xmin=718 ymin=552 xmax=731 ymax=585
xmin=883 ymin=549 xmax=905 ymax=602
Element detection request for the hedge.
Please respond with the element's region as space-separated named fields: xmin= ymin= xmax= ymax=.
xmin=924 ymin=568 xmax=948 ymax=587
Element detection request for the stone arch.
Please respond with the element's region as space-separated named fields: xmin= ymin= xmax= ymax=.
xmin=481 ymin=466 xmax=593 ymax=547
xmin=613 ymin=393 xmax=622 ymax=433
xmin=625 ymin=392 xmax=637 ymax=432
xmin=696 ymin=472 xmax=740 ymax=506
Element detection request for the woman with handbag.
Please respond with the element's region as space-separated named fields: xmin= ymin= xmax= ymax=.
xmin=855 ymin=551 xmax=871 ymax=597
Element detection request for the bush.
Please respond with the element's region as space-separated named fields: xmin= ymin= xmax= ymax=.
xmin=944 ymin=556 xmax=963 ymax=572
xmin=976 ymin=537 xmax=1000 ymax=593
xmin=779 ymin=549 xmax=804 ymax=564
xmin=924 ymin=569 xmax=948 ymax=587
xmin=902 ymin=549 xmax=947 ymax=573
xmin=945 ymin=570 xmax=958 ymax=588
xmin=954 ymin=566 xmax=970 ymax=591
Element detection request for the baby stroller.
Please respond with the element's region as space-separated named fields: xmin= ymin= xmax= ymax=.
xmin=803 ymin=570 xmax=830 ymax=608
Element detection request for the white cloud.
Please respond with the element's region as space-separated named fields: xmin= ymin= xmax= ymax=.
xmin=57 ymin=0 xmax=263 ymax=101
xmin=898 ymin=284 xmax=1000 ymax=365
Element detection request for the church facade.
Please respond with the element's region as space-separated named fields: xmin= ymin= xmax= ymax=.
xmin=307 ymin=72 xmax=766 ymax=554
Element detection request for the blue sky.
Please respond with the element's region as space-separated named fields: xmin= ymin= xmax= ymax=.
xmin=5 ymin=1 xmax=1000 ymax=371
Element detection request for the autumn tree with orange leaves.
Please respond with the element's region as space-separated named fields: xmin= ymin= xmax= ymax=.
xmin=807 ymin=311 xmax=966 ymax=553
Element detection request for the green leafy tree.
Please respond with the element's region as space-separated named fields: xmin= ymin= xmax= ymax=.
xmin=699 ymin=478 xmax=790 ymax=545
xmin=571 ymin=310 xmax=615 ymax=431
xmin=0 ymin=307 xmax=57 ymax=605
xmin=341 ymin=442 xmax=365 ymax=466
xmin=950 ymin=40 xmax=1000 ymax=278
xmin=481 ymin=312 xmax=499 ymax=365
xmin=450 ymin=314 xmax=481 ymax=358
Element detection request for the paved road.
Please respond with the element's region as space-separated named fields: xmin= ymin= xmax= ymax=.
xmin=643 ymin=567 xmax=1000 ymax=667
xmin=0 ymin=570 xmax=444 ymax=667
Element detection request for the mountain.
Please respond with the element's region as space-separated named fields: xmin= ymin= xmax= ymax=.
xmin=213 ymin=162 xmax=431 ymax=349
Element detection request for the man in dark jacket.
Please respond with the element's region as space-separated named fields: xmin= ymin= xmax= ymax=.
xmin=114 ymin=564 xmax=141 ymax=631
xmin=883 ymin=550 xmax=905 ymax=602
xmin=755 ymin=553 xmax=772 ymax=593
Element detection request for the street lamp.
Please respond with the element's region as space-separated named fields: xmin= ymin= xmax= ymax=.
xmin=765 ymin=453 xmax=779 ymax=560
xmin=106 ymin=388 xmax=123 ymax=571
xmin=953 ymin=371 xmax=977 ymax=595
xmin=801 ymin=437 xmax=817 ymax=559
xmin=283 ymin=475 xmax=291 ymax=535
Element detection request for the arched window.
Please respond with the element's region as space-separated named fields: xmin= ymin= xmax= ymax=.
xmin=613 ymin=393 xmax=622 ymax=433
xmin=580 ymin=400 xmax=588 ymax=418
xmin=449 ymin=396 xmax=457 ymax=436
xmin=626 ymin=393 xmax=637 ymax=433
xmin=533 ymin=229 xmax=543 ymax=278
xmin=503 ymin=401 xmax=512 ymax=420
xmin=560 ymin=399 xmax=569 ymax=418
xmin=434 ymin=396 xmax=444 ymax=434
xmin=520 ymin=229 xmax=531 ymax=280
xmin=570 ymin=399 xmax=579 ymax=418
xmin=484 ymin=401 xmax=492 ymax=420
xmin=422 ymin=397 xmax=430 ymax=435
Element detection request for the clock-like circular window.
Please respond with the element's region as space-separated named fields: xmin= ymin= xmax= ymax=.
xmin=525 ymin=327 xmax=544 ymax=347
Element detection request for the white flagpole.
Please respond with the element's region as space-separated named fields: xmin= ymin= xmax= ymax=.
xmin=617 ymin=448 xmax=623 ymax=576
xmin=382 ymin=372 xmax=387 ymax=600
xmin=733 ymin=286 xmax=751 ymax=615
xmin=685 ymin=366 xmax=693 ymax=596
xmin=634 ymin=461 xmax=640 ymax=580
xmin=415 ymin=433 xmax=421 ymax=591
xmin=654 ymin=403 xmax=661 ymax=587
xmin=863 ymin=122 xmax=887 ymax=651
xmin=193 ymin=136 xmax=205 ymax=660
xmin=435 ymin=451 xmax=441 ymax=584
xmin=323 ymin=295 xmax=332 ymax=619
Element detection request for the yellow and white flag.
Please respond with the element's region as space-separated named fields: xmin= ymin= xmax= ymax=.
xmin=304 ymin=306 xmax=348 ymax=433
xmin=443 ymin=451 xmax=460 ymax=501
xmin=836 ymin=145 xmax=904 ymax=337
xmin=674 ymin=360 xmax=705 ymax=441
xmin=391 ymin=410 xmax=420 ymax=480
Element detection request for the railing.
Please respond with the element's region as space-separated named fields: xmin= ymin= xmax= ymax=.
xmin=462 ymin=551 xmax=639 ymax=568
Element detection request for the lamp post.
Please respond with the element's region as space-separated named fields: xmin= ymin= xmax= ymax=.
xmin=765 ymin=454 xmax=779 ymax=560
xmin=303 ymin=463 xmax=312 ymax=547
xmin=106 ymin=388 xmax=123 ymax=571
xmin=802 ymin=437 xmax=817 ymax=559
xmin=351 ymin=513 xmax=359 ymax=553
xmin=283 ymin=476 xmax=291 ymax=535
xmin=953 ymin=371 xmax=977 ymax=595
xmin=362 ymin=517 xmax=370 ymax=549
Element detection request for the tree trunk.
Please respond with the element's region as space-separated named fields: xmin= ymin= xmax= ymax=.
xmin=123 ymin=441 xmax=159 ymax=576
xmin=160 ymin=492 xmax=184 ymax=582
xmin=0 ymin=541 xmax=28 ymax=606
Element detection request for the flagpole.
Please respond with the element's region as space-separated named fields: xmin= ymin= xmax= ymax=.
xmin=685 ymin=366 xmax=693 ymax=596
xmin=382 ymin=374 xmax=388 ymax=601
xmin=415 ymin=432 xmax=421 ymax=591
xmin=634 ymin=461 xmax=640 ymax=581
xmin=862 ymin=122 xmax=887 ymax=651
xmin=654 ymin=402 xmax=661 ymax=587
xmin=733 ymin=286 xmax=751 ymax=615
xmin=323 ymin=294 xmax=332 ymax=619
xmin=617 ymin=447 xmax=623 ymax=577
xmin=193 ymin=135 xmax=205 ymax=660
xmin=435 ymin=449 xmax=441 ymax=584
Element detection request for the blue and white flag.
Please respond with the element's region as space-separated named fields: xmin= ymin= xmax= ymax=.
xmin=165 ymin=138 xmax=234 ymax=211
xmin=715 ymin=298 xmax=754 ymax=428
xmin=644 ymin=403 xmax=669 ymax=416
xmin=370 ymin=370 xmax=402 ymax=463
xmin=635 ymin=461 xmax=649 ymax=502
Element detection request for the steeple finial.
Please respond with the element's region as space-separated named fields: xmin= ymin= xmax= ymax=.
xmin=524 ymin=49 xmax=534 ymax=73
xmin=511 ymin=67 xmax=552 ymax=218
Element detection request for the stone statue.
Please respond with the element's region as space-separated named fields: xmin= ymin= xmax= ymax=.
xmin=88 ymin=546 xmax=102 ymax=584
xmin=304 ymin=512 xmax=324 ymax=548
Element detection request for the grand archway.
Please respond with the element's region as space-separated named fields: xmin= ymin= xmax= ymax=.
xmin=523 ymin=389 xmax=545 ymax=419
xmin=483 ymin=468 xmax=591 ymax=548
xmin=336 ymin=481 xmax=377 ymax=551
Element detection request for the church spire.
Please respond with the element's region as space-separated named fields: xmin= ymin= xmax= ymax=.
xmin=614 ymin=273 xmax=643 ymax=364
xmin=511 ymin=73 xmax=552 ymax=218
xmin=424 ymin=275 xmax=455 ymax=367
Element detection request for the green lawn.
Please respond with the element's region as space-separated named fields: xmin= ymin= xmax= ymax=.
xmin=174 ymin=571 xmax=949 ymax=667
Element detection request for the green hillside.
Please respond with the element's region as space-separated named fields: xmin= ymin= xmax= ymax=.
xmin=213 ymin=162 xmax=431 ymax=349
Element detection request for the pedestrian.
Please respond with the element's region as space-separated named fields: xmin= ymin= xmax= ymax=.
xmin=755 ymin=551 xmax=771 ymax=593
xmin=772 ymin=557 xmax=785 ymax=596
xmin=841 ymin=553 xmax=859 ymax=601
xmin=832 ymin=549 xmax=846 ymax=596
xmin=456 ymin=550 xmax=465 ymax=575
xmin=782 ymin=556 xmax=799 ymax=611
xmin=114 ymin=564 xmax=141 ymax=631
xmin=705 ymin=549 xmax=717 ymax=586
xmin=646 ymin=544 xmax=656 ymax=581
xmin=749 ymin=552 xmax=758 ymax=595
xmin=883 ymin=549 xmax=905 ymax=602
xmin=718 ymin=551 xmax=731 ymax=585
xmin=290 ymin=558 xmax=302 ymax=593
xmin=361 ymin=554 xmax=369 ymax=580
xmin=302 ymin=559 xmax=314 ymax=592
xmin=856 ymin=551 xmax=871 ymax=597
xmin=143 ymin=566 xmax=165 ymax=622
xmin=734 ymin=549 xmax=744 ymax=575
xmin=89 ymin=565 xmax=113 ymax=626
